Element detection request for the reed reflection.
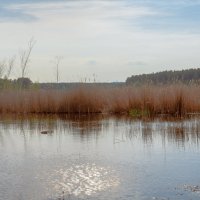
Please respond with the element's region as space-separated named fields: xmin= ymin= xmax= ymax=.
xmin=0 ymin=115 xmax=200 ymax=149
xmin=111 ymin=117 xmax=200 ymax=148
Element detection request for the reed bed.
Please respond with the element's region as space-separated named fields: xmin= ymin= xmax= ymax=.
xmin=0 ymin=84 xmax=200 ymax=117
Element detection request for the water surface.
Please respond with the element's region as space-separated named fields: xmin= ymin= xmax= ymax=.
xmin=0 ymin=115 xmax=200 ymax=200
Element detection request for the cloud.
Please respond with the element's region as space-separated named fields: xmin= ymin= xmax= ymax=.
xmin=0 ymin=5 xmax=37 ymax=22
xmin=2 ymin=0 xmax=159 ymax=23
xmin=87 ymin=60 xmax=97 ymax=66
xmin=3 ymin=0 xmax=200 ymax=34
xmin=126 ymin=61 xmax=147 ymax=67
xmin=0 ymin=0 xmax=200 ymax=82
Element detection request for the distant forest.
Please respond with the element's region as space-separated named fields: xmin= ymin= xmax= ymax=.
xmin=0 ymin=77 xmax=124 ymax=90
xmin=39 ymin=82 xmax=124 ymax=90
xmin=126 ymin=68 xmax=200 ymax=85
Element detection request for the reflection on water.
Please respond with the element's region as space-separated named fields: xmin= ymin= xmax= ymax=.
xmin=1 ymin=115 xmax=200 ymax=146
xmin=0 ymin=115 xmax=200 ymax=200
xmin=43 ymin=163 xmax=119 ymax=199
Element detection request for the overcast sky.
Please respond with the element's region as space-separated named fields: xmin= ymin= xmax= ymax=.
xmin=0 ymin=0 xmax=200 ymax=82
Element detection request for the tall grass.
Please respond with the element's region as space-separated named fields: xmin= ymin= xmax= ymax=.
xmin=0 ymin=84 xmax=200 ymax=117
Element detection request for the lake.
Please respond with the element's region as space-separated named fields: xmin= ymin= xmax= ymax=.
xmin=0 ymin=115 xmax=200 ymax=200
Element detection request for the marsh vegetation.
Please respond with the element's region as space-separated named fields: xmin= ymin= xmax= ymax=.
xmin=0 ymin=84 xmax=200 ymax=117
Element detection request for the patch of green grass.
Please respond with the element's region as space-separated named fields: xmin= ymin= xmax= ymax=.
xmin=129 ymin=108 xmax=150 ymax=117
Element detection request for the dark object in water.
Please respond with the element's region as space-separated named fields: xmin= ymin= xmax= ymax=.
xmin=41 ymin=130 xmax=53 ymax=134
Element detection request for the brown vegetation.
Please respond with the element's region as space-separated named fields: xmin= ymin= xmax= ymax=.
xmin=0 ymin=84 xmax=200 ymax=117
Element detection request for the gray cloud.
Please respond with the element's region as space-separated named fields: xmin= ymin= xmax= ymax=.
xmin=0 ymin=0 xmax=157 ymax=23
xmin=0 ymin=5 xmax=37 ymax=22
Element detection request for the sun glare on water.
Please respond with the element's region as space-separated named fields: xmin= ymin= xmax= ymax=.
xmin=44 ymin=163 xmax=119 ymax=199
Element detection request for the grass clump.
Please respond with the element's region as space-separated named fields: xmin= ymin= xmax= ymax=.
xmin=129 ymin=108 xmax=150 ymax=118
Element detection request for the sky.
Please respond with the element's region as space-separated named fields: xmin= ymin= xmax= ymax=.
xmin=0 ymin=0 xmax=200 ymax=82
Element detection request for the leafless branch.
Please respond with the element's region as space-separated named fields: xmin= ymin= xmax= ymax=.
xmin=0 ymin=59 xmax=6 ymax=78
xmin=6 ymin=56 xmax=16 ymax=79
xmin=19 ymin=37 xmax=36 ymax=78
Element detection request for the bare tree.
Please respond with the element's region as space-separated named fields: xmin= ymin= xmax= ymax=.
xmin=0 ymin=59 xmax=6 ymax=78
xmin=54 ymin=56 xmax=63 ymax=83
xmin=19 ymin=37 xmax=36 ymax=78
xmin=6 ymin=56 xmax=16 ymax=79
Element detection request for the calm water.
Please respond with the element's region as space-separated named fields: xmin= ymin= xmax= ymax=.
xmin=0 ymin=115 xmax=200 ymax=200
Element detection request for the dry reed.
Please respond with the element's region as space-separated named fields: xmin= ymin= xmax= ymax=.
xmin=0 ymin=84 xmax=200 ymax=117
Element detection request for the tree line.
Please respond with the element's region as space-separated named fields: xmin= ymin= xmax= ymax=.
xmin=126 ymin=68 xmax=200 ymax=85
